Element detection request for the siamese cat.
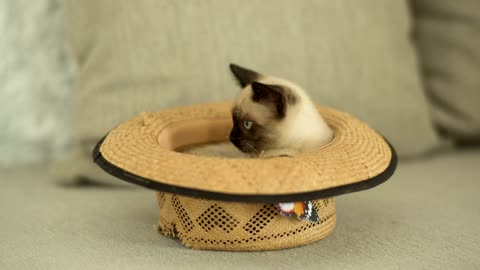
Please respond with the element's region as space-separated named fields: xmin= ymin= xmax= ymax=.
xmin=181 ymin=64 xmax=333 ymax=158
xmin=229 ymin=63 xmax=333 ymax=158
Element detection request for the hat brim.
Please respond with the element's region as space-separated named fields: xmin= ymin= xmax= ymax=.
xmin=93 ymin=102 xmax=397 ymax=203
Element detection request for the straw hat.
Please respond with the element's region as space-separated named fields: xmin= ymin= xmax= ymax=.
xmin=93 ymin=102 xmax=397 ymax=203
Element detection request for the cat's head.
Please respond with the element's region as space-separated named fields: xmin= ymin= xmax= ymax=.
xmin=228 ymin=64 xmax=332 ymax=157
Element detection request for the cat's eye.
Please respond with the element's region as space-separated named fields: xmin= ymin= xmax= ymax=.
xmin=243 ymin=120 xmax=253 ymax=130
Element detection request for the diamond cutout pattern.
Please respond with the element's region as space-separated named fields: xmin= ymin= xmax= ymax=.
xmin=172 ymin=195 xmax=194 ymax=232
xmin=196 ymin=204 xmax=239 ymax=233
xmin=243 ymin=204 xmax=278 ymax=235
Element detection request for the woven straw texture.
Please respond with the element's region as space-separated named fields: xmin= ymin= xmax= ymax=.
xmin=100 ymin=102 xmax=392 ymax=195
xmin=156 ymin=192 xmax=336 ymax=251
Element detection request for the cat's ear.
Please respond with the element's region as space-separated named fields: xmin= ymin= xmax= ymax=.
xmin=251 ymin=82 xmax=295 ymax=118
xmin=229 ymin=63 xmax=260 ymax=88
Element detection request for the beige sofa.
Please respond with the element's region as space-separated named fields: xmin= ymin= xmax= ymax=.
xmin=2 ymin=1 xmax=480 ymax=269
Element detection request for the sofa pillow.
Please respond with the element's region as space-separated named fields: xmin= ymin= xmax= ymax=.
xmin=53 ymin=0 xmax=443 ymax=184
xmin=412 ymin=0 xmax=480 ymax=142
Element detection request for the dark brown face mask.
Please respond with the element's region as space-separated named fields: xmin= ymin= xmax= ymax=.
xmin=229 ymin=108 xmax=267 ymax=155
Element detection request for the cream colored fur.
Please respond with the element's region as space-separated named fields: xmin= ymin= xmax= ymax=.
xmin=234 ymin=75 xmax=333 ymax=157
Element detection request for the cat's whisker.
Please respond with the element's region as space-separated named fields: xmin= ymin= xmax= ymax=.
xmin=245 ymin=142 xmax=259 ymax=155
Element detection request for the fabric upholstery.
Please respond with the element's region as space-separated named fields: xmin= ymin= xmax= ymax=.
xmin=412 ymin=0 xmax=480 ymax=141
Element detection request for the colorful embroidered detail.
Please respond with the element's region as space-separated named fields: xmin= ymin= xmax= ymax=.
xmin=277 ymin=201 xmax=319 ymax=222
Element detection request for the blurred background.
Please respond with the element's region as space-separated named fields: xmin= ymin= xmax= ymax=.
xmin=0 ymin=0 xmax=75 ymax=166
